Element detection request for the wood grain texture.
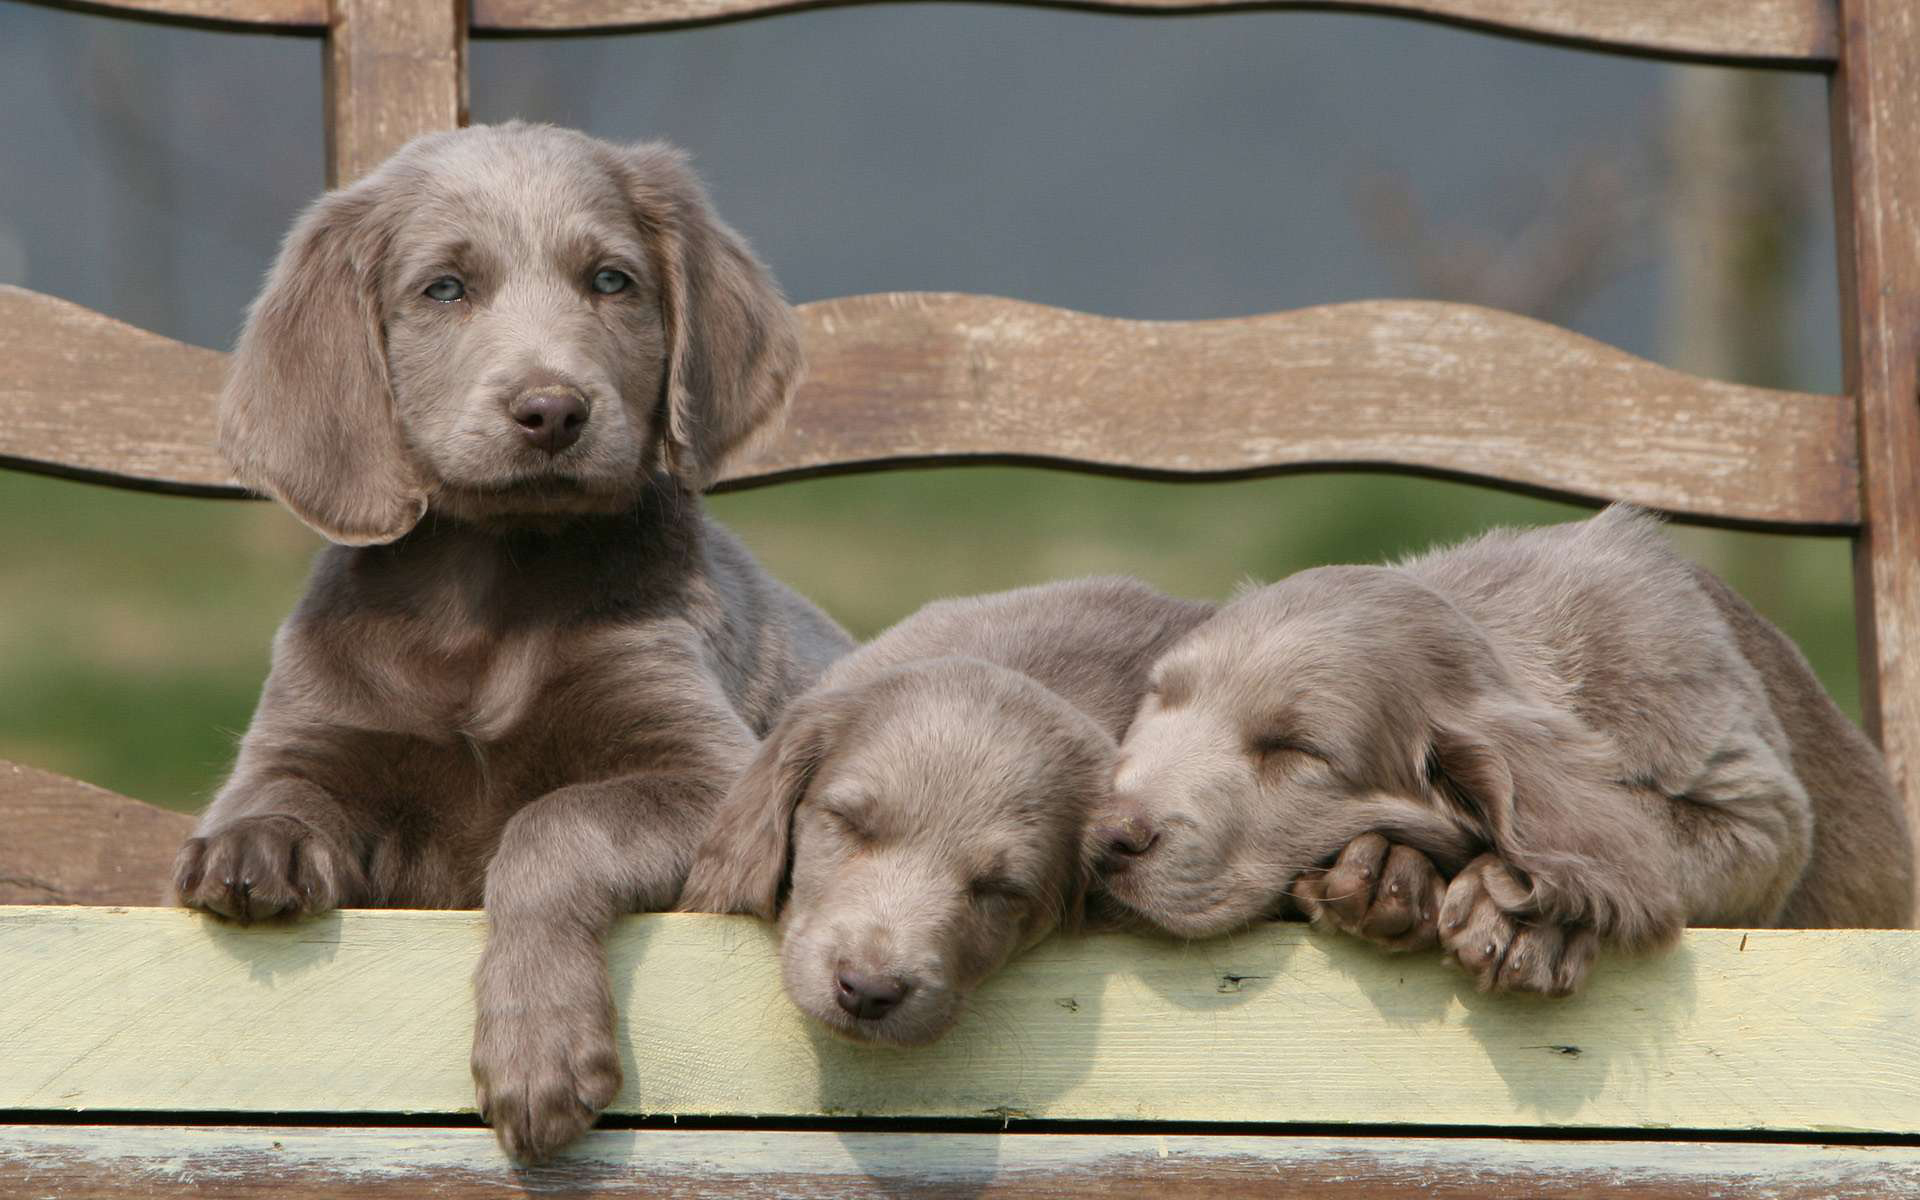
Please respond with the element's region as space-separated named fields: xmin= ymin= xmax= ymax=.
xmin=23 ymin=0 xmax=324 ymax=30
xmin=471 ymin=0 xmax=1835 ymax=65
xmin=5 ymin=1127 xmax=1918 ymax=1199
xmin=754 ymin=294 xmax=1860 ymax=530
xmin=1831 ymin=0 xmax=1920 ymax=918
xmin=325 ymin=0 xmax=467 ymax=188
xmin=4 ymin=288 xmax=1858 ymax=528
xmin=5 ymin=907 xmax=1917 ymax=1133
xmin=0 ymin=763 xmax=192 ymax=906
xmin=0 ymin=287 xmax=238 ymax=495
xmin=26 ymin=0 xmax=1841 ymax=66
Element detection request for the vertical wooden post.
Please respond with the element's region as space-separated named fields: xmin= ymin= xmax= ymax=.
xmin=325 ymin=0 xmax=468 ymax=188
xmin=1832 ymin=0 xmax=1920 ymax=919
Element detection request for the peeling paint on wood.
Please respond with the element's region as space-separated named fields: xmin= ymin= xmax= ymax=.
xmin=5 ymin=1126 xmax=1919 ymax=1197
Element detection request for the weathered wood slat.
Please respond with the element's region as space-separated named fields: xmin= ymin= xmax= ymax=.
xmin=0 ymin=763 xmax=191 ymax=907
xmin=325 ymin=0 xmax=467 ymax=189
xmin=33 ymin=0 xmax=1842 ymax=67
xmin=26 ymin=0 xmax=324 ymax=31
xmin=5 ymin=907 xmax=1917 ymax=1132
xmin=0 ymin=286 xmax=237 ymax=495
xmin=1832 ymin=2 xmax=1920 ymax=917
xmin=0 ymin=286 xmax=1862 ymax=530
xmin=471 ymin=0 xmax=1835 ymax=66
xmin=768 ymin=294 xmax=1860 ymax=530
xmin=4 ymin=1126 xmax=1917 ymax=1198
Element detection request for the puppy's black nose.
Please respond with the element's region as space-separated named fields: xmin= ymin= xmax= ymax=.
xmin=1094 ymin=816 xmax=1159 ymax=866
xmin=510 ymin=387 xmax=589 ymax=454
xmin=835 ymin=969 xmax=909 ymax=1021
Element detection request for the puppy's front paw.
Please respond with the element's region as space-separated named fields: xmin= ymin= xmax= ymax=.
xmin=1439 ymin=854 xmax=1597 ymax=997
xmin=172 ymin=814 xmax=359 ymax=921
xmin=471 ymin=975 xmax=621 ymax=1162
xmin=1294 ymin=832 xmax=1446 ymax=953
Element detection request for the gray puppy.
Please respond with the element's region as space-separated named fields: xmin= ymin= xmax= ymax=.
xmin=1095 ymin=506 xmax=1912 ymax=995
xmin=680 ymin=577 xmax=1213 ymax=1045
xmin=169 ymin=123 xmax=851 ymax=1160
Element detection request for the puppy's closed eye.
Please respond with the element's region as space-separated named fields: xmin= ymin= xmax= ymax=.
xmin=818 ymin=803 xmax=876 ymax=846
xmin=1249 ymin=734 xmax=1333 ymax=774
xmin=968 ymin=875 xmax=1031 ymax=906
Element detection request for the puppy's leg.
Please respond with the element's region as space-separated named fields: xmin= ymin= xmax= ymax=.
xmin=1439 ymin=728 xmax=1809 ymax=996
xmin=1295 ymin=833 xmax=1447 ymax=953
xmin=172 ymin=776 xmax=368 ymax=921
xmin=471 ymin=765 xmax=737 ymax=1164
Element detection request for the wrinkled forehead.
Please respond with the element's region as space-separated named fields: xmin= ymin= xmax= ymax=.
xmin=814 ymin=682 xmax=1100 ymax=835
xmin=385 ymin=134 xmax=643 ymax=274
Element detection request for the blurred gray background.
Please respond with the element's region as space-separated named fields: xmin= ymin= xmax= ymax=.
xmin=0 ymin=0 xmax=1854 ymax=810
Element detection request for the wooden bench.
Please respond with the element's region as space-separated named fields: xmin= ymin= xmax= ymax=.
xmin=5 ymin=1 xmax=1920 ymax=1194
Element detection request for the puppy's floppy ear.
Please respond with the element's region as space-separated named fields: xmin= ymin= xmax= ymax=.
xmin=623 ymin=142 xmax=803 ymax=491
xmin=220 ymin=178 xmax=428 ymax=545
xmin=1426 ymin=713 xmax=1518 ymax=844
xmin=678 ymin=689 xmax=846 ymax=919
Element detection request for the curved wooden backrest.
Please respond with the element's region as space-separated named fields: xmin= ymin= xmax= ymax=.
xmin=8 ymin=0 xmax=1920 ymax=917
xmin=36 ymin=0 xmax=1840 ymax=66
xmin=0 ymin=285 xmax=1861 ymax=529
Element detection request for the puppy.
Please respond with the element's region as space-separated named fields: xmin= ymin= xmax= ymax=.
xmin=169 ymin=123 xmax=852 ymax=1159
xmin=679 ymin=577 xmax=1213 ymax=1045
xmin=1095 ymin=506 xmax=1913 ymax=995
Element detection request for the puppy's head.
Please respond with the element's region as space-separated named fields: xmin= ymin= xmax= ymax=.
xmin=221 ymin=122 xmax=800 ymax=544
xmin=679 ymin=657 xmax=1112 ymax=1046
xmin=1093 ymin=566 xmax=1518 ymax=938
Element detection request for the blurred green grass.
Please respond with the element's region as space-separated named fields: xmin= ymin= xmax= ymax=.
xmin=0 ymin=466 xmax=1858 ymax=814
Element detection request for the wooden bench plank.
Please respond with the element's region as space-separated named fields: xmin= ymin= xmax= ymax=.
xmin=3 ymin=1126 xmax=1916 ymax=1198
xmin=27 ymin=0 xmax=324 ymax=31
xmin=0 ymin=286 xmax=1862 ymax=530
xmin=0 ymin=286 xmax=235 ymax=496
xmin=36 ymin=0 xmax=1841 ymax=67
xmin=4 ymin=907 xmax=1916 ymax=1133
xmin=0 ymin=762 xmax=191 ymax=907
xmin=472 ymin=0 xmax=1836 ymax=67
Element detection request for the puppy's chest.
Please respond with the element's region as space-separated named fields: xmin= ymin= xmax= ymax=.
xmin=325 ymin=618 xmax=570 ymax=749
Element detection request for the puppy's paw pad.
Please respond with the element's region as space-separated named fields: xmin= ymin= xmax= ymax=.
xmin=171 ymin=815 xmax=355 ymax=922
xmin=1304 ymin=834 xmax=1445 ymax=953
xmin=472 ymin=1012 xmax=621 ymax=1163
xmin=1440 ymin=855 xmax=1593 ymax=997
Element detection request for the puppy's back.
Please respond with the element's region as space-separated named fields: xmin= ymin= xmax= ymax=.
xmin=1690 ymin=566 xmax=1914 ymax=927
xmin=1414 ymin=505 xmax=1911 ymax=928
xmin=824 ymin=577 xmax=1214 ymax=739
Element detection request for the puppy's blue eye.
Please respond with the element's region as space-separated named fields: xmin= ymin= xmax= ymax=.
xmin=591 ymin=268 xmax=631 ymax=295
xmin=424 ymin=276 xmax=465 ymax=302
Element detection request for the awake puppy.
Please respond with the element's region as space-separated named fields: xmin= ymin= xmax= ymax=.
xmin=170 ymin=123 xmax=852 ymax=1160
xmin=1095 ymin=506 xmax=1912 ymax=995
xmin=679 ymin=577 xmax=1213 ymax=1045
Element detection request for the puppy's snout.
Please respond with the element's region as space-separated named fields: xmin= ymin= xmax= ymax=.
xmin=509 ymin=386 xmax=589 ymax=454
xmin=834 ymin=968 xmax=910 ymax=1021
xmin=1093 ymin=814 xmax=1160 ymax=867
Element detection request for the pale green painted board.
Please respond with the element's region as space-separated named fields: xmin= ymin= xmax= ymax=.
xmin=3 ymin=906 xmax=1916 ymax=1133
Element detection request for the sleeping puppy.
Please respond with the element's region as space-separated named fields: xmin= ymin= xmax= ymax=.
xmin=679 ymin=577 xmax=1213 ymax=1045
xmin=169 ymin=123 xmax=852 ymax=1160
xmin=1094 ymin=506 xmax=1913 ymax=995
